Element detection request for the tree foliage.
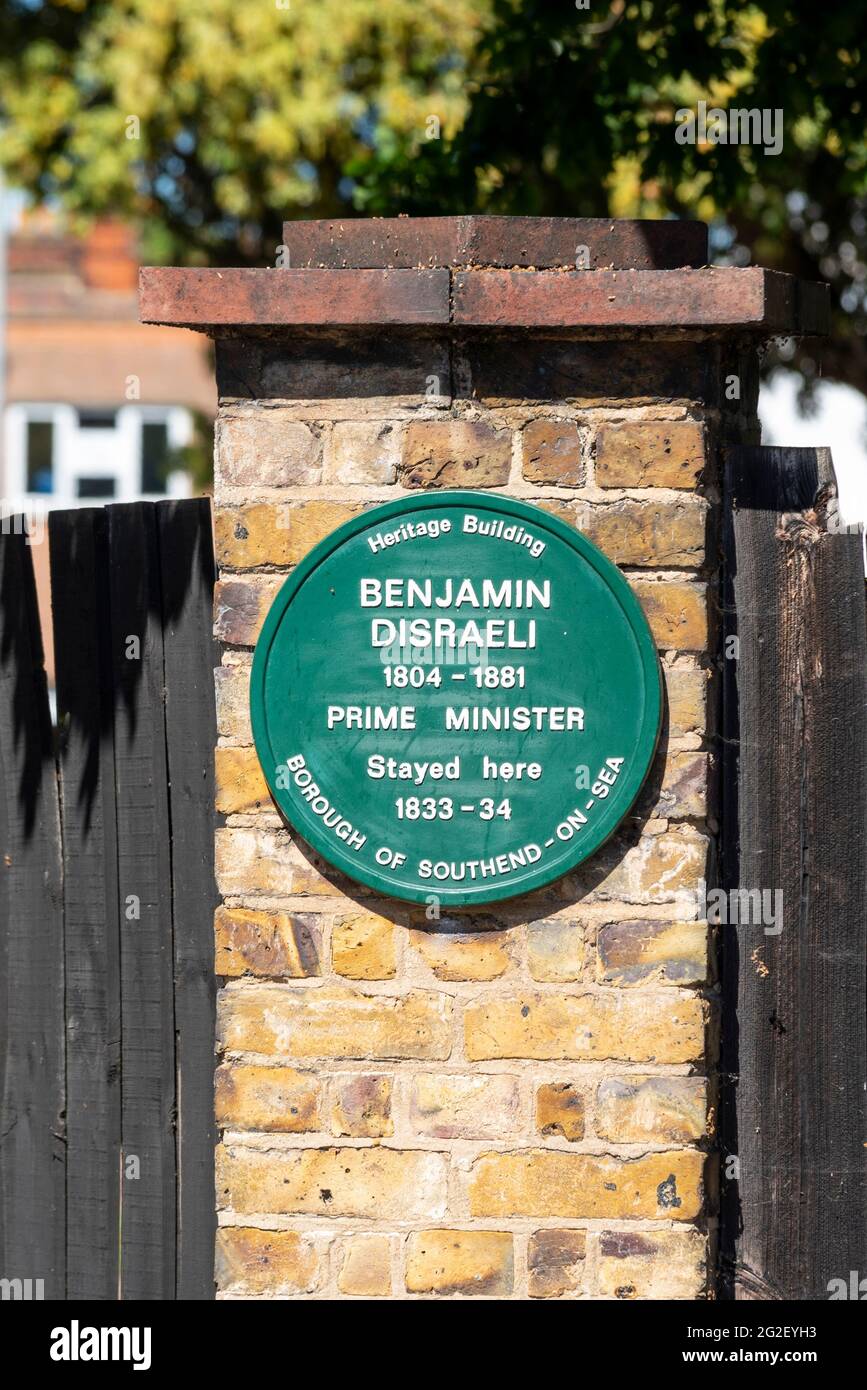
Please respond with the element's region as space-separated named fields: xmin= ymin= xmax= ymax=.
xmin=0 ymin=0 xmax=486 ymax=263
xmin=353 ymin=0 xmax=867 ymax=395
xmin=2 ymin=0 xmax=865 ymax=391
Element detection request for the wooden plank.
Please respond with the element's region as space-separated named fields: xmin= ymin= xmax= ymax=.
xmin=139 ymin=266 xmax=450 ymax=328
xmin=107 ymin=502 xmax=176 ymax=1300
xmin=157 ymin=499 xmax=218 ymax=1299
xmin=49 ymin=508 xmax=121 ymax=1299
xmin=720 ymin=447 xmax=867 ymax=1299
xmin=0 ymin=519 xmax=65 ymax=1297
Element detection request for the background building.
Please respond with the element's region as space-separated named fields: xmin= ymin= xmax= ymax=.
xmin=2 ymin=210 xmax=214 ymax=513
xmin=0 ymin=207 xmax=215 ymax=682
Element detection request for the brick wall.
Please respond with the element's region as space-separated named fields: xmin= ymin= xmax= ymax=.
xmin=208 ymin=323 xmax=756 ymax=1300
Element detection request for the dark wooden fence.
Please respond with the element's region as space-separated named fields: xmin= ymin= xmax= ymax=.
xmin=3 ymin=472 xmax=865 ymax=1303
xmin=0 ymin=499 xmax=218 ymax=1300
xmin=720 ymin=447 xmax=867 ymax=1299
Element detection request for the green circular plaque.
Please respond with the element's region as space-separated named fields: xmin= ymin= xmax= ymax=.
xmin=251 ymin=491 xmax=661 ymax=906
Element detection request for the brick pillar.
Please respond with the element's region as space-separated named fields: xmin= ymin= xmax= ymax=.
xmin=141 ymin=218 xmax=827 ymax=1300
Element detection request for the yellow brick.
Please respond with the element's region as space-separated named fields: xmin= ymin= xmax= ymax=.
xmin=535 ymin=1082 xmax=585 ymax=1141
xmin=215 ymin=660 xmax=253 ymax=744
xmin=464 ymin=990 xmax=705 ymax=1063
xmin=330 ymin=1074 xmax=393 ymax=1137
xmin=649 ymin=749 xmax=709 ymax=820
xmin=631 ymin=581 xmax=708 ymax=652
xmin=215 ymin=1227 xmax=320 ymax=1296
xmin=215 ymin=745 xmax=270 ymax=814
xmin=215 ymin=500 xmax=362 ymax=569
xmin=597 ymin=1228 xmax=707 ymax=1299
xmin=468 ymin=1149 xmax=705 ymax=1220
xmin=338 ymin=1235 xmax=392 ymax=1296
xmin=582 ymin=500 xmax=706 ymax=568
xmin=664 ymin=663 xmax=709 ymax=739
xmin=217 ymin=411 xmax=321 ymax=489
xmin=218 ymin=983 xmax=453 ymax=1061
xmin=595 ymin=421 xmax=705 ymax=489
xmin=215 ymin=826 xmax=341 ymax=898
xmin=405 ymin=1230 xmax=513 ymax=1296
xmin=215 ymin=1063 xmax=321 ymax=1133
xmin=332 ymin=914 xmax=396 ymax=980
xmin=527 ymin=919 xmax=584 ymax=982
xmin=409 ymin=1073 xmax=520 ymax=1140
xmin=576 ymin=831 xmax=708 ymax=904
xmin=595 ymin=1075 xmax=707 ymax=1144
xmin=218 ymin=1143 xmax=447 ymax=1219
xmin=528 ymin=1230 xmax=586 ymax=1298
xmin=400 ymin=420 xmax=511 ymax=489
xmin=536 ymin=498 xmax=577 ymax=527
xmin=597 ymin=918 xmax=708 ymax=986
xmin=522 ymin=419 xmax=585 ymax=486
xmin=324 ymin=421 xmax=402 ymax=485
xmin=409 ymin=928 xmax=512 ymax=981
xmin=215 ymin=905 xmax=321 ymax=978
xmin=214 ymin=575 xmax=283 ymax=647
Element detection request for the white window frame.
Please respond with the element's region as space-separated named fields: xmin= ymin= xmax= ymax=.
xmin=2 ymin=402 xmax=194 ymax=514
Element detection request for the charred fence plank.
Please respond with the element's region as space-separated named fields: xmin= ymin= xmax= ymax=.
xmin=720 ymin=446 xmax=867 ymax=1299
